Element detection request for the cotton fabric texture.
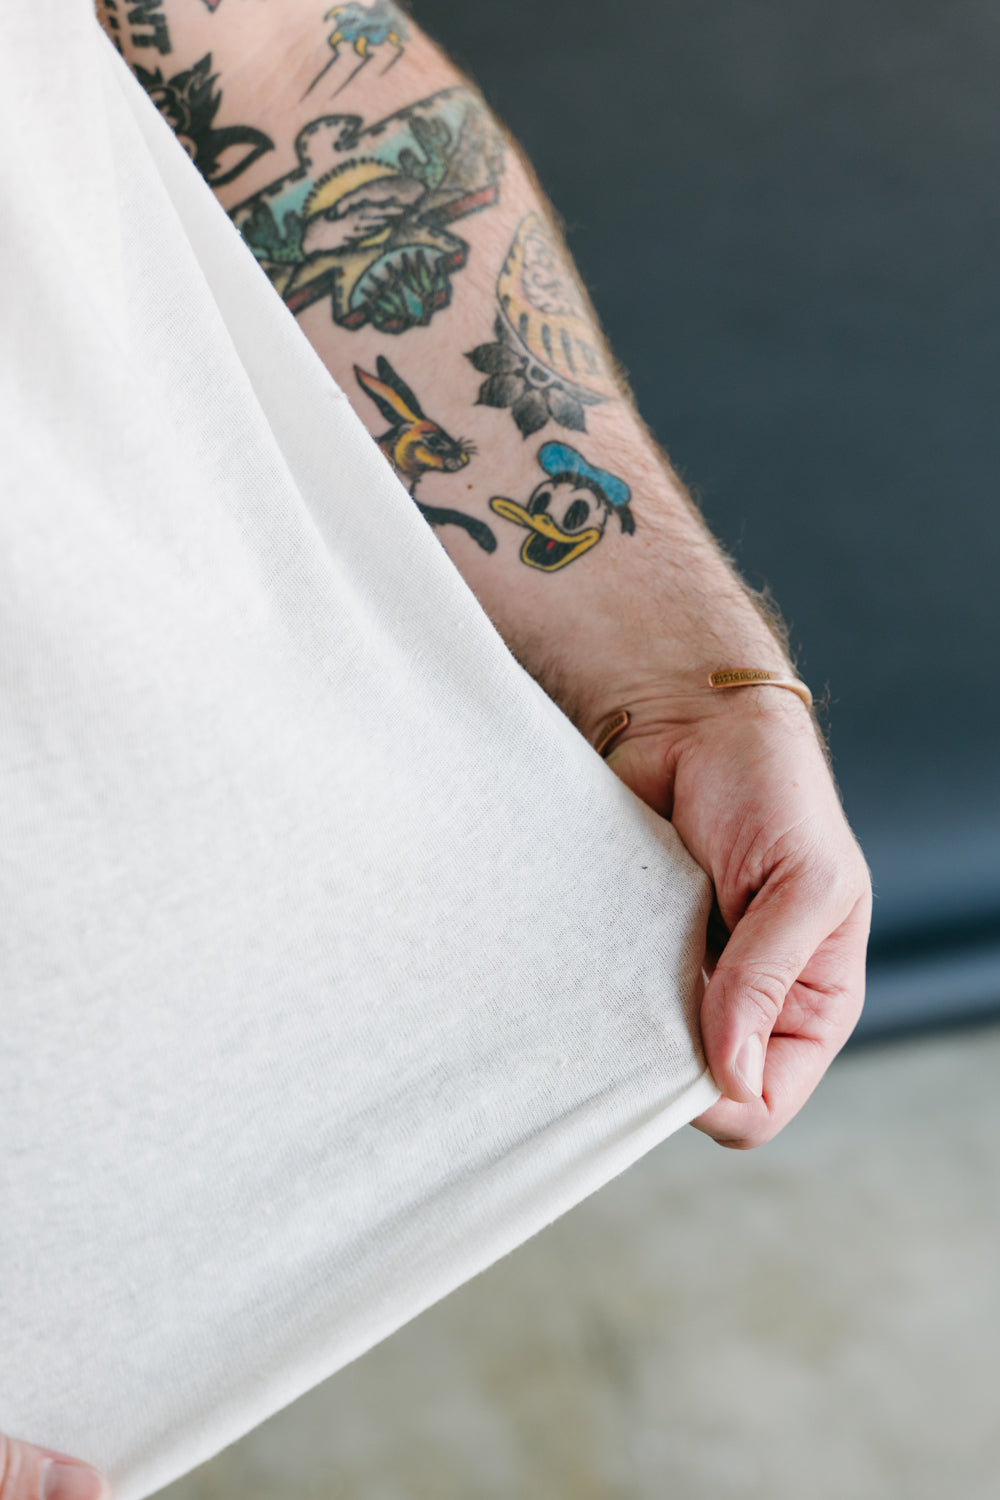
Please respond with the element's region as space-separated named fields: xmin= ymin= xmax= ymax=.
xmin=0 ymin=7 xmax=719 ymax=1497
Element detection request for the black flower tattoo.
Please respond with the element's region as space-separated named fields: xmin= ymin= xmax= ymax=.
xmin=466 ymin=317 xmax=603 ymax=438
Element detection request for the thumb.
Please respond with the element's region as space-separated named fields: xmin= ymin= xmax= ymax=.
xmin=0 ymin=1437 xmax=109 ymax=1500
xmin=700 ymin=870 xmax=839 ymax=1104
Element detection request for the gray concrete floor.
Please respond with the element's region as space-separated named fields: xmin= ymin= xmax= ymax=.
xmin=159 ymin=1023 xmax=1000 ymax=1499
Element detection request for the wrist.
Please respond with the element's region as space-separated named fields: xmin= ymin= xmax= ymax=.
xmin=586 ymin=664 xmax=814 ymax=752
xmin=562 ymin=569 xmax=801 ymax=748
xmin=497 ymin=523 xmax=801 ymax=749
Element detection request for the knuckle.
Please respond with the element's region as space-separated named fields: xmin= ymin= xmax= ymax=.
xmin=739 ymin=968 xmax=789 ymax=1023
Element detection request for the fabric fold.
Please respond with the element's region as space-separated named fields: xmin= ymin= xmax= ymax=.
xmin=0 ymin=10 xmax=719 ymax=1498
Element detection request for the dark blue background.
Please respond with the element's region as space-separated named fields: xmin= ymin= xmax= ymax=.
xmin=416 ymin=0 xmax=1000 ymax=1036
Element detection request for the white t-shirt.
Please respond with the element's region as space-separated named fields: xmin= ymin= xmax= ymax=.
xmin=0 ymin=7 xmax=718 ymax=1497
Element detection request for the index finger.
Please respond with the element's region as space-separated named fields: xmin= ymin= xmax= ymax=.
xmin=694 ymin=865 xmax=870 ymax=1148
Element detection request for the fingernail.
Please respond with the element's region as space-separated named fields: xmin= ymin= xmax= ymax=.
xmin=42 ymin=1462 xmax=110 ymax=1500
xmin=734 ymin=1034 xmax=764 ymax=1097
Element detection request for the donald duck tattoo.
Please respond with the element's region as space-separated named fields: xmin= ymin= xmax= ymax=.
xmin=490 ymin=443 xmax=635 ymax=571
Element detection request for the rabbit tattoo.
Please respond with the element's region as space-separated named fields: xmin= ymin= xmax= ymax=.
xmin=355 ymin=357 xmax=496 ymax=552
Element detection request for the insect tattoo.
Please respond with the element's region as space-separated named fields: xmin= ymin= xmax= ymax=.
xmin=302 ymin=3 xmax=410 ymax=102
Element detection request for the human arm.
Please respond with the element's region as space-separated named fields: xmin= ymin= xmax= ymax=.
xmin=95 ymin=0 xmax=872 ymax=1147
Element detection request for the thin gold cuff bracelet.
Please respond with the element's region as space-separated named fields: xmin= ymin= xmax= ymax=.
xmin=594 ymin=670 xmax=813 ymax=760
xmin=709 ymin=668 xmax=814 ymax=708
xmin=594 ymin=708 xmax=631 ymax=758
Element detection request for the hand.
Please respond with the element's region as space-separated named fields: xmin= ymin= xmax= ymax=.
xmin=0 ymin=1436 xmax=109 ymax=1500
xmin=606 ymin=686 xmax=872 ymax=1149
xmin=300 ymin=178 xmax=425 ymax=255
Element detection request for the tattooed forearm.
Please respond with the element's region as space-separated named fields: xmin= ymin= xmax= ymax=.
xmin=98 ymin=0 xmax=792 ymax=739
xmin=230 ymin=88 xmax=504 ymax=333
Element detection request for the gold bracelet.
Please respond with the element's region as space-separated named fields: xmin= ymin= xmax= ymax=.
xmin=594 ymin=669 xmax=812 ymax=759
xmin=709 ymin=668 xmax=813 ymax=708
xmin=594 ymin=708 xmax=631 ymax=758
